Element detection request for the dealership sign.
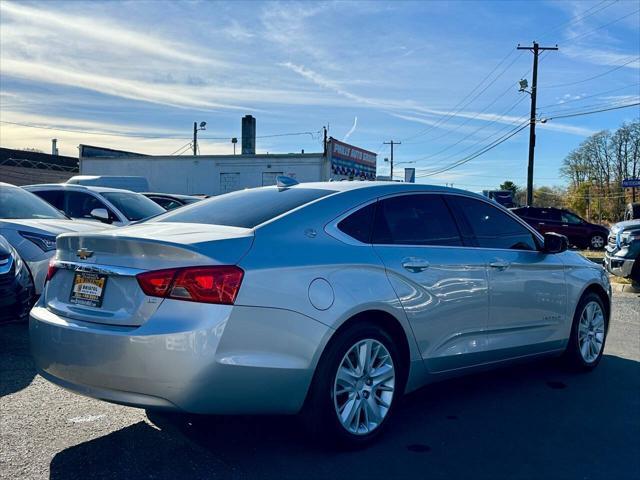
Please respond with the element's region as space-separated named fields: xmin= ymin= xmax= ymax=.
xmin=328 ymin=138 xmax=376 ymax=180
xmin=622 ymin=178 xmax=640 ymax=188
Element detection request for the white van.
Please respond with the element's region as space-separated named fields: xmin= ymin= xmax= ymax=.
xmin=66 ymin=175 xmax=149 ymax=192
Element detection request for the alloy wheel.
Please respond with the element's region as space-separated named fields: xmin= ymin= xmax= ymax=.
xmin=577 ymin=301 xmax=605 ymax=363
xmin=591 ymin=235 xmax=605 ymax=249
xmin=333 ymin=339 xmax=395 ymax=435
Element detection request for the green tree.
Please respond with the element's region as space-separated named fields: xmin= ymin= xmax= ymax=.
xmin=499 ymin=180 xmax=519 ymax=195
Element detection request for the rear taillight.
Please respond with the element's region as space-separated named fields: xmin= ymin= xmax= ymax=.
xmin=136 ymin=266 xmax=244 ymax=305
xmin=46 ymin=259 xmax=58 ymax=283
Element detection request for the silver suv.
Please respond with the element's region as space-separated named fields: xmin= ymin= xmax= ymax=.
xmin=605 ymin=219 xmax=640 ymax=285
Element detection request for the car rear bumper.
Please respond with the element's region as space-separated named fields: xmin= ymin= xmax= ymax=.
xmin=604 ymin=251 xmax=635 ymax=278
xmin=30 ymin=300 xmax=331 ymax=414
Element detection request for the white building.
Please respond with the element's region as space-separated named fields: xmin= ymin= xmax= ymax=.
xmin=79 ymin=116 xmax=378 ymax=195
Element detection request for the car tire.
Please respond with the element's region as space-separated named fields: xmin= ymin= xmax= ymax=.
xmin=589 ymin=234 xmax=606 ymax=250
xmin=563 ymin=292 xmax=608 ymax=371
xmin=302 ymin=322 xmax=404 ymax=449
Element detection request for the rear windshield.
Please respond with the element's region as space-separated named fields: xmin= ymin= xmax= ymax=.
xmin=0 ymin=186 xmax=66 ymax=220
xmin=101 ymin=192 xmax=165 ymax=221
xmin=154 ymin=187 xmax=334 ymax=228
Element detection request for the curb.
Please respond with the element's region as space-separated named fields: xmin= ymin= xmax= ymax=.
xmin=611 ymin=282 xmax=640 ymax=294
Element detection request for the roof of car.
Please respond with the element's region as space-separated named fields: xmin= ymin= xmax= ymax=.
xmin=142 ymin=192 xmax=200 ymax=200
xmin=23 ymin=183 xmax=139 ymax=194
xmin=280 ymin=180 xmax=476 ymax=196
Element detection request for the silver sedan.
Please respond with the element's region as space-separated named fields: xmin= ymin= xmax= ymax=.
xmin=30 ymin=181 xmax=611 ymax=447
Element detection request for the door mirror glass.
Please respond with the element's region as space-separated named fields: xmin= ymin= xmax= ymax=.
xmin=543 ymin=232 xmax=568 ymax=253
xmin=90 ymin=208 xmax=112 ymax=223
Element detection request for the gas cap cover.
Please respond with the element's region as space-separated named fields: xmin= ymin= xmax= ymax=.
xmin=308 ymin=278 xmax=334 ymax=311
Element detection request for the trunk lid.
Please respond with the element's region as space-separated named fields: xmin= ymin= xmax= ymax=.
xmin=45 ymin=223 xmax=253 ymax=326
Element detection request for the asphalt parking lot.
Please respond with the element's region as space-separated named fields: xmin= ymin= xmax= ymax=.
xmin=1 ymin=291 xmax=639 ymax=480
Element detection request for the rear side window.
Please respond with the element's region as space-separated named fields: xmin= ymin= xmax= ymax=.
xmin=372 ymin=194 xmax=462 ymax=246
xmin=155 ymin=187 xmax=335 ymax=228
xmin=338 ymin=202 xmax=376 ymax=243
xmin=34 ymin=190 xmax=64 ymax=210
xmin=450 ymin=196 xmax=538 ymax=251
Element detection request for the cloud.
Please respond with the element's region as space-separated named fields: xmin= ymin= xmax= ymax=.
xmin=343 ymin=116 xmax=358 ymax=140
xmin=223 ymin=20 xmax=255 ymax=41
xmin=0 ymin=1 xmax=216 ymax=65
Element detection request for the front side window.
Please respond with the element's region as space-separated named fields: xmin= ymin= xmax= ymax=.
xmin=561 ymin=211 xmax=582 ymax=224
xmin=450 ymin=196 xmax=538 ymax=251
xmin=65 ymin=191 xmax=116 ymax=221
xmin=35 ymin=190 xmax=64 ymax=210
xmin=372 ymin=194 xmax=462 ymax=246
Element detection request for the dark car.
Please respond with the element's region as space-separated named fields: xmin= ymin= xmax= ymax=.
xmin=0 ymin=235 xmax=34 ymax=323
xmin=142 ymin=192 xmax=202 ymax=211
xmin=511 ymin=206 xmax=609 ymax=250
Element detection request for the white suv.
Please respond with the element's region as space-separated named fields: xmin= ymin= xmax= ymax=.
xmin=24 ymin=184 xmax=165 ymax=226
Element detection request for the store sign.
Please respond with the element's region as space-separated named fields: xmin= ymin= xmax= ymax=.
xmin=328 ymin=138 xmax=376 ymax=180
xmin=622 ymin=178 xmax=640 ymax=188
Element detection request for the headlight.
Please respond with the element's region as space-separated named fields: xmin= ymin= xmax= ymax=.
xmin=8 ymin=244 xmax=24 ymax=276
xmin=620 ymin=230 xmax=640 ymax=246
xmin=19 ymin=231 xmax=57 ymax=252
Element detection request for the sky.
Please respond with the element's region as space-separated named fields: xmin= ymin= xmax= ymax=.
xmin=0 ymin=0 xmax=638 ymax=192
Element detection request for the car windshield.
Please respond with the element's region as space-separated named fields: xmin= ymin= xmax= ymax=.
xmin=101 ymin=192 xmax=165 ymax=221
xmin=154 ymin=187 xmax=335 ymax=228
xmin=0 ymin=185 xmax=67 ymax=219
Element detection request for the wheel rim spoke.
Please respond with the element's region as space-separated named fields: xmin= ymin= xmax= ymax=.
xmin=333 ymin=338 xmax=395 ymax=435
xmin=577 ymin=301 xmax=605 ymax=363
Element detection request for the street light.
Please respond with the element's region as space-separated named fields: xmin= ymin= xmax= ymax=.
xmin=193 ymin=121 xmax=207 ymax=155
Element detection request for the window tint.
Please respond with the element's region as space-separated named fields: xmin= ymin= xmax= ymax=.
xmin=451 ymin=196 xmax=538 ymax=251
xmin=65 ymin=191 xmax=116 ymax=221
xmin=539 ymin=209 xmax=561 ymax=221
xmin=338 ymin=202 xmax=376 ymax=243
xmin=0 ymin=186 xmax=65 ymax=220
xmin=372 ymin=194 xmax=462 ymax=246
xmin=101 ymin=192 xmax=164 ymax=221
xmin=155 ymin=187 xmax=334 ymax=228
xmin=149 ymin=196 xmax=181 ymax=210
xmin=561 ymin=211 xmax=582 ymax=224
xmin=35 ymin=190 xmax=64 ymax=210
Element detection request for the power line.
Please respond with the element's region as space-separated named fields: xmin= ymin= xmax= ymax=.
xmin=562 ymin=7 xmax=640 ymax=46
xmin=538 ymin=83 xmax=640 ymax=109
xmin=536 ymin=0 xmax=616 ymax=42
xmin=545 ymin=56 xmax=640 ymax=88
xmin=401 ymin=50 xmax=520 ymax=142
xmin=540 ymin=97 xmax=640 ymax=117
xmin=416 ymin=121 xmax=530 ymax=178
xmin=541 ymin=101 xmax=640 ymax=121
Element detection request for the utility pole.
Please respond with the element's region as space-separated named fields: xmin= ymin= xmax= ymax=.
xmin=384 ymin=140 xmax=401 ymax=180
xmin=193 ymin=122 xmax=198 ymax=156
xmin=517 ymin=41 xmax=558 ymax=206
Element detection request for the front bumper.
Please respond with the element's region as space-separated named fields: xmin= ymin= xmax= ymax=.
xmin=30 ymin=300 xmax=331 ymax=414
xmin=604 ymin=251 xmax=635 ymax=278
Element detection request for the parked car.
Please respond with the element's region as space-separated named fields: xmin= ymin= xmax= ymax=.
xmin=604 ymin=219 xmax=640 ymax=286
xmin=0 ymin=183 xmax=114 ymax=296
xmin=66 ymin=175 xmax=150 ymax=192
xmin=142 ymin=192 xmax=202 ymax=211
xmin=31 ymin=181 xmax=611 ymax=447
xmin=511 ymin=206 xmax=609 ymax=250
xmin=24 ymin=184 xmax=165 ymax=226
xmin=0 ymin=234 xmax=34 ymax=323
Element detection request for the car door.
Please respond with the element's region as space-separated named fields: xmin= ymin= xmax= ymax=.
xmin=447 ymin=196 xmax=568 ymax=360
xmin=371 ymin=193 xmax=490 ymax=373
xmin=559 ymin=210 xmax=589 ymax=245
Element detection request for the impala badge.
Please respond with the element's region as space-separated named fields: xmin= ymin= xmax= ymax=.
xmin=76 ymin=248 xmax=94 ymax=260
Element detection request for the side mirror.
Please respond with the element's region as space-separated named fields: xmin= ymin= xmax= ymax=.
xmin=89 ymin=208 xmax=112 ymax=224
xmin=543 ymin=232 xmax=568 ymax=254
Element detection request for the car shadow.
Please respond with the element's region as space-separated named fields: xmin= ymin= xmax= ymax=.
xmin=49 ymin=355 xmax=640 ymax=480
xmin=0 ymin=322 xmax=37 ymax=397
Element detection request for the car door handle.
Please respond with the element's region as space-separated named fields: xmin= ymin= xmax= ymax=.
xmin=538 ymin=222 xmax=546 ymax=225
xmin=402 ymin=258 xmax=430 ymax=272
xmin=489 ymin=260 xmax=510 ymax=271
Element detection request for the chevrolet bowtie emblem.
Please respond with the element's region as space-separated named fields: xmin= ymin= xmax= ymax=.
xmin=76 ymin=248 xmax=94 ymax=260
